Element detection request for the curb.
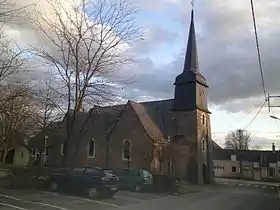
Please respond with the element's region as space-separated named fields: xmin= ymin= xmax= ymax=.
xmin=276 ymin=186 xmax=280 ymax=201
xmin=276 ymin=186 xmax=280 ymax=210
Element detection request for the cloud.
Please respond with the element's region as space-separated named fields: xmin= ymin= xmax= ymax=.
xmin=6 ymin=0 xmax=280 ymax=114
xmin=121 ymin=0 xmax=280 ymax=113
xmin=132 ymin=26 xmax=178 ymax=55
xmin=133 ymin=0 xmax=180 ymax=11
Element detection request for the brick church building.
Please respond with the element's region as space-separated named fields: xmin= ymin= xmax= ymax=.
xmin=30 ymin=9 xmax=215 ymax=184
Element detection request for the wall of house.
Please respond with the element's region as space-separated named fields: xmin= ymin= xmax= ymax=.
xmin=13 ymin=146 xmax=30 ymax=166
xmin=241 ymin=161 xmax=253 ymax=179
xmin=45 ymin=143 xmax=64 ymax=166
xmin=213 ymin=160 xmax=240 ymax=178
xmin=107 ymin=103 xmax=154 ymax=172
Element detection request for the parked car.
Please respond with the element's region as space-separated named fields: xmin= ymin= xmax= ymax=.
xmin=117 ymin=168 xmax=153 ymax=192
xmin=49 ymin=167 xmax=119 ymax=198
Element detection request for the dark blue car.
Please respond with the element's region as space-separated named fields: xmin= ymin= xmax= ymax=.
xmin=49 ymin=167 xmax=119 ymax=198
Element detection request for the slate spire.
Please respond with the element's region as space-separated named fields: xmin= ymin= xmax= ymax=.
xmin=183 ymin=9 xmax=199 ymax=72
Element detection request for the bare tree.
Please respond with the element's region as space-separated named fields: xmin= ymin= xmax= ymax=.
xmin=225 ymin=129 xmax=251 ymax=150
xmin=0 ymin=0 xmax=32 ymax=106
xmin=32 ymin=79 xmax=64 ymax=131
xmin=0 ymin=38 xmax=28 ymax=81
xmin=29 ymin=0 xmax=140 ymax=165
xmin=0 ymin=0 xmax=28 ymax=23
xmin=0 ymin=0 xmax=34 ymax=81
xmin=153 ymin=138 xmax=170 ymax=174
xmin=0 ymin=83 xmax=35 ymax=163
xmin=250 ymin=144 xmax=261 ymax=150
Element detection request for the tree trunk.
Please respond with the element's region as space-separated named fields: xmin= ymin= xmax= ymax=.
xmin=2 ymin=148 xmax=8 ymax=164
xmin=105 ymin=136 xmax=110 ymax=168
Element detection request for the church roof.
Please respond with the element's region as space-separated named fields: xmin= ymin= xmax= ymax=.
xmin=174 ymin=9 xmax=207 ymax=87
xmin=129 ymin=101 xmax=164 ymax=142
xmin=183 ymin=9 xmax=198 ymax=72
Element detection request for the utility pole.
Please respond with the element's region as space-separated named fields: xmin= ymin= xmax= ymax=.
xmin=268 ymin=94 xmax=280 ymax=113
xmin=237 ymin=129 xmax=244 ymax=179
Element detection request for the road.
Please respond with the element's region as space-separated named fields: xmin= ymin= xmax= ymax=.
xmin=0 ymin=182 xmax=278 ymax=210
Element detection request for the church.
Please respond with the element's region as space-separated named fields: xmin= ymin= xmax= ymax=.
xmin=29 ymin=9 xmax=215 ymax=185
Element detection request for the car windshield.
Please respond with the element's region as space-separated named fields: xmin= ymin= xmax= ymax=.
xmin=142 ymin=170 xmax=151 ymax=177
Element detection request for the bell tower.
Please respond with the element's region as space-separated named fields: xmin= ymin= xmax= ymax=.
xmin=173 ymin=10 xmax=209 ymax=113
xmin=172 ymin=9 xmax=214 ymax=184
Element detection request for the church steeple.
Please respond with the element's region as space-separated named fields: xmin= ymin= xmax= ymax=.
xmin=172 ymin=8 xmax=209 ymax=112
xmin=183 ymin=9 xmax=199 ymax=72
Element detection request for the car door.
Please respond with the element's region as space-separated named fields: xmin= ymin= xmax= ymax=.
xmin=67 ymin=168 xmax=86 ymax=193
xmin=51 ymin=168 xmax=71 ymax=191
xmin=82 ymin=168 xmax=103 ymax=190
xmin=117 ymin=169 xmax=130 ymax=189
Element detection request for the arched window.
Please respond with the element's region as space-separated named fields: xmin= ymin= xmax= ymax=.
xmin=122 ymin=139 xmax=132 ymax=161
xmin=88 ymin=138 xmax=95 ymax=158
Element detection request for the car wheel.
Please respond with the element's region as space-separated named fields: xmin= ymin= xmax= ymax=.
xmin=49 ymin=182 xmax=58 ymax=191
xmin=88 ymin=188 xmax=98 ymax=199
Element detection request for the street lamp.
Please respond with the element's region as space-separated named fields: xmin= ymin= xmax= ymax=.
xmin=270 ymin=115 xmax=280 ymax=120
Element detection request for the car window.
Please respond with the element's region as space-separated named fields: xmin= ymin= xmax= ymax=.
xmin=123 ymin=169 xmax=140 ymax=176
xmin=71 ymin=168 xmax=85 ymax=175
xmin=142 ymin=170 xmax=151 ymax=177
xmin=72 ymin=168 xmax=85 ymax=172
xmin=84 ymin=168 xmax=103 ymax=175
xmin=103 ymin=169 xmax=114 ymax=174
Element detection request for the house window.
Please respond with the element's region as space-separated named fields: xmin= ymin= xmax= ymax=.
xmin=269 ymin=167 xmax=275 ymax=177
xmin=122 ymin=139 xmax=132 ymax=161
xmin=230 ymin=154 xmax=236 ymax=161
xmin=88 ymin=138 xmax=95 ymax=158
xmin=21 ymin=152 xmax=24 ymax=158
xmin=60 ymin=144 xmax=64 ymax=156
xmin=232 ymin=166 xmax=237 ymax=173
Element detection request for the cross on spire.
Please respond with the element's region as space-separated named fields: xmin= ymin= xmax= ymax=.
xmin=191 ymin=0 xmax=195 ymax=8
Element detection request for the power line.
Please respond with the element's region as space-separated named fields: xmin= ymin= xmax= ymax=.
xmin=243 ymin=100 xmax=266 ymax=130
xmin=212 ymin=131 xmax=280 ymax=134
xmin=249 ymin=0 xmax=267 ymax=101
xmin=236 ymin=100 xmax=265 ymax=122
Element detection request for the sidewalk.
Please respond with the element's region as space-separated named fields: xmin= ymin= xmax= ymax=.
xmin=176 ymin=182 xmax=217 ymax=195
xmin=216 ymin=178 xmax=280 ymax=187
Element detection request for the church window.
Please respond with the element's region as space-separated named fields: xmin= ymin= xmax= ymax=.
xmin=202 ymin=114 xmax=205 ymax=125
xmin=202 ymin=138 xmax=206 ymax=151
xmin=88 ymin=138 xmax=95 ymax=158
xmin=122 ymin=139 xmax=132 ymax=160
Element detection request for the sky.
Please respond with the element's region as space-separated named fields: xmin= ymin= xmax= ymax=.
xmin=6 ymin=0 xmax=280 ymax=149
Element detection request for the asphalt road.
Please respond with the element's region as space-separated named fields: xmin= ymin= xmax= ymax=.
xmin=0 ymin=183 xmax=278 ymax=210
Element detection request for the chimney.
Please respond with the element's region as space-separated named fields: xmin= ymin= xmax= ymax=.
xmin=272 ymin=143 xmax=275 ymax=153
